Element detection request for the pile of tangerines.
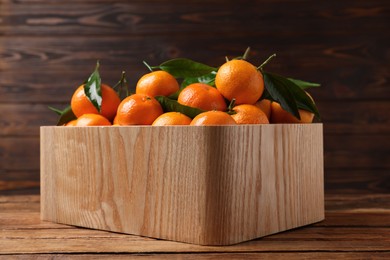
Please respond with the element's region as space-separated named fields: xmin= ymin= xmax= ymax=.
xmin=61 ymin=54 xmax=318 ymax=126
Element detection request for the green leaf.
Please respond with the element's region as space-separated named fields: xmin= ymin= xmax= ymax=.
xmin=154 ymin=58 xmax=217 ymax=78
xmin=155 ymin=96 xmax=205 ymax=119
xmin=263 ymin=72 xmax=301 ymax=119
xmin=48 ymin=106 xmax=63 ymax=115
xmin=287 ymin=78 xmax=321 ymax=90
xmin=167 ymin=89 xmax=181 ymax=100
xmin=259 ymin=88 xmax=273 ymax=101
xmin=49 ymin=105 xmax=77 ymax=126
xmin=181 ymin=71 xmax=217 ymax=88
xmin=264 ymin=72 xmax=321 ymax=119
xmin=167 ymin=71 xmax=217 ymax=100
xmin=84 ymin=61 xmax=102 ymax=112
xmin=278 ymin=76 xmax=320 ymax=119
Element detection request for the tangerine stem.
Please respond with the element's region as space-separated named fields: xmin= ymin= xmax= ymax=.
xmin=242 ymin=47 xmax=251 ymax=60
xmin=113 ymin=71 xmax=130 ymax=98
xmin=120 ymin=71 xmax=130 ymax=97
xmin=258 ymin=53 xmax=276 ymax=71
xmin=95 ymin=60 xmax=100 ymax=71
xmin=143 ymin=61 xmax=153 ymax=72
xmin=227 ymin=98 xmax=236 ymax=114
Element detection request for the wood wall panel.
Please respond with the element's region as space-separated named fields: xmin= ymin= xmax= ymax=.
xmin=1 ymin=35 xmax=388 ymax=73
xmin=0 ymin=36 xmax=388 ymax=101
xmin=1 ymin=1 xmax=388 ymax=36
xmin=0 ymin=0 xmax=388 ymax=194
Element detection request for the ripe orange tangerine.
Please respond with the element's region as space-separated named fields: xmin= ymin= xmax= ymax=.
xmin=178 ymin=83 xmax=227 ymax=111
xmin=65 ymin=119 xmax=77 ymax=126
xmin=116 ymin=94 xmax=163 ymax=125
xmin=113 ymin=116 xmax=119 ymax=126
xmin=152 ymin=112 xmax=192 ymax=126
xmin=190 ymin=111 xmax=236 ymax=126
xmin=71 ymin=83 xmax=120 ymax=121
xmin=136 ymin=70 xmax=179 ymax=97
xmin=231 ymin=104 xmax=269 ymax=124
xmin=75 ymin=114 xmax=111 ymax=126
xmin=270 ymin=102 xmax=314 ymax=124
xmin=255 ymin=99 xmax=272 ymax=120
xmin=215 ymin=59 xmax=264 ymax=105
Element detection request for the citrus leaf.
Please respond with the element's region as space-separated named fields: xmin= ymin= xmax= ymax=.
xmin=52 ymin=105 xmax=76 ymax=126
xmin=287 ymin=77 xmax=321 ymax=89
xmin=48 ymin=106 xmax=63 ymax=115
xmin=181 ymin=71 xmax=217 ymax=88
xmin=155 ymin=95 xmax=205 ymax=119
xmin=167 ymin=89 xmax=181 ymax=100
xmin=273 ymin=74 xmax=320 ymax=118
xmin=263 ymin=72 xmax=301 ymax=119
xmin=264 ymin=72 xmax=321 ymax=119
xmin=259 ymin=88 xmax=273 ymax=101
xmin=84 ymin=61 xmax=102 ymax=112
xmin=155 ymin=58 xmax=217 ymax=78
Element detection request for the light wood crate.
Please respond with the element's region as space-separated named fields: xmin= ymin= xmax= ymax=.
xmin=40 ymin=124 xmax=324 ymax=245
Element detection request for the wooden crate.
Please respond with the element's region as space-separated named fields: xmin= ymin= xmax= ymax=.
xmin=40 ymin=124 xmax=324 ymax=245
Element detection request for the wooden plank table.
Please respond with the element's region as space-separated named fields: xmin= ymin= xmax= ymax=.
xmin=1 ymin=193 xmax=389 ymax=259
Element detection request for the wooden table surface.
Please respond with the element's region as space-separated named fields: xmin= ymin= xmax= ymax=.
xmin=1 ymin=192 xmax=389 ymax=259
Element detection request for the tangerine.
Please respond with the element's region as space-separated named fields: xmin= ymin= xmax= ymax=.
xmin=255 ymin=99 xmax=272 ymax=120
xmin=136 ymin=70 xmax=179 ymax=97
xmin=71 ymin=83 xmax=120 ymax=121
xmin=270 ymin=102 xmax=314 ymax=123
xmin=215 ymin=59 xmax=264 ymax=105
xmin=116 ymin=94 xmax=163 ymax=125
xmin=65 ymin=119 xmax=77 ymax=126
xmin=190 ymin=111 xmax=236 ymax=126
xmin=178 ymin=83 xmax=227 ymax=111
xmin=231 ymin=104 xmax=269 ymax=124
xmin=113 ymin=116 xmax=119 ymax=126
xmin=152 ymin=112 xmax=192 ymax=126
xmin=75 ymin=114 xmax=111 ymax=126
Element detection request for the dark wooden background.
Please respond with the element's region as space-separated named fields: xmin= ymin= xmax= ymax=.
xmin=0 ymin=0 xmax=389 ymax=196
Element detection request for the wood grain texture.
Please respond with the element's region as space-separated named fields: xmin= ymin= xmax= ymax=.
xmin=2 ymin=253 xmax=390 ymax=260
xmin=1 ymin=194 xmax=388 ymax=257
xmin=40 ymin=124 xmax=324 ymax=245
xmin=2 ymin=168 xmax=389 ymax=197
xmin=1 ymin=193 xmax=390 ymax=256
xmin=0 ymin=36 xmax=388 ymax=103
xmin=2 ymin=134 xmax=385 ymax=172
xmin=1 ymin=1 xmax=388 ymax=36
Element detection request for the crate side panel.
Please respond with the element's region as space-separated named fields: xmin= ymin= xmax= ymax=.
xmin=201 ymin=124 xmax=324 ymax=245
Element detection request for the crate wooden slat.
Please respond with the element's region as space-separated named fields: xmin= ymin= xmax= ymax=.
xmin=40 ymin=124 xmax=324 ymax=245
